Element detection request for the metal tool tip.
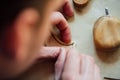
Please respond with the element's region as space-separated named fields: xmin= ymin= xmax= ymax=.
xmin=105 ymin=7 xmax=109 ymax=15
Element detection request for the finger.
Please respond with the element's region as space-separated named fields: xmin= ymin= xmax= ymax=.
xmin=62 ymin=48 xmax=80 ymax=80
xmin=38 ymin=47 xmax=61 ymax=59
xmin=94 ymin=65 xmax=102 ymax=80
xmin=81 ymin=54 xmax=94 ymax=80
xmin=51 ymin=12 xmax=71 ymax=43
xmin=63 ymin=0 xmax=74 ymax=17
xmin=38 ymin=47 xmax=67 ymax=80
xmin=55 ymin=48 xmax=66 ymax=80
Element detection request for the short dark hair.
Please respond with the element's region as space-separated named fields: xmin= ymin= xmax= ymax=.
xmin=0 ymin=0 xmax=48 ymax=32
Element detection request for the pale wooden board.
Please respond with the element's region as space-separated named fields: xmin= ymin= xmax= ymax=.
xmin=19 ymin=0 xmax=120 ymax=80
xmin=69 ymin=0 xmax=120 ymax=79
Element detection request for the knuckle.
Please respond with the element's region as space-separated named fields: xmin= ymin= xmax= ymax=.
xmin=52 ymin=12 xmax=64 ymax=20
xmin=81 ymin=54 xmax=95 ymax=64
xmin=87 ymin=55 xmax=94 ymax=63
xmin=55 ymin=12 xmax=63 ymax=17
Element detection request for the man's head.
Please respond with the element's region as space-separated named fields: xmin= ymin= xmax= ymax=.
xmin=0 ymin=0 xmax=64 ymax=79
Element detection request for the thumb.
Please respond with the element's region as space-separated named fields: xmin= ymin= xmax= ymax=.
xmin=38 ymin=47 xmax=67 ymax=80
xmin=37 ymin=47 xmax=61 ymax=59
xmin=55 ymin=48 xmax=66 ymax=80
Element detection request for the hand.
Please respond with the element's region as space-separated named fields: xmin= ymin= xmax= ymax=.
xmin=51 ymin=12 xmax=71 ymax=43
xmin=60 ymin=49 xmax=102 ymax=80
xmin=50 ymin=0 xmax=74 ymax=43
xmin=38 ymin=47 xmax=101 ymax=80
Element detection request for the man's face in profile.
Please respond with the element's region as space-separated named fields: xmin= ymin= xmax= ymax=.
xmin=0 ymin=0 xmax=64 ymax=79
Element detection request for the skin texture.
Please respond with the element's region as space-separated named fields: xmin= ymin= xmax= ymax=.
xmin=51 ymin=12 xmax=71 ymax=43
xmin=0 ymin=0 xmax=101 ymax=79
xmin=39 ymin=47 xmax=102 ymax=80
xmin=63 ymin=0 xmax=74 ymax=17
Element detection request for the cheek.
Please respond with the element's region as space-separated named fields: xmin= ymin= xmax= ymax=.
xmin=37 ymin=14 xmax=52 ymax=46
xmin=1 ymin=27 xmax=17 ymax=59
xmin=37 ymin=23 xmax=51 ymax=46
xmin=2 ymin=24 xmax=37 ymax=62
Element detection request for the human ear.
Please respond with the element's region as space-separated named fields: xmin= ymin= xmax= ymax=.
xmin=0 ymin=8 xmax=41 ymax=79
xmin=1 ymin=8 xmax=40 ymax=59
